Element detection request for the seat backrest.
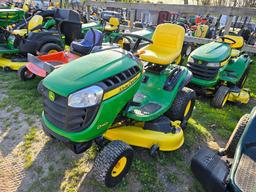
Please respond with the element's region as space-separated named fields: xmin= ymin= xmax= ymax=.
xmin=28 ymin=15 xmax=43 ymax=32
xmin=83 ymin=28 xmax=103 ymax=46
xmin=152 ymin=23 xmax=185 ymax=51
xmin=224 ymin=35 xmax=244 ymax=49
xmin=108 ymin=17 xmax=119 ymax=27
xmin=59 ymin=21 xmax=82 ymax=45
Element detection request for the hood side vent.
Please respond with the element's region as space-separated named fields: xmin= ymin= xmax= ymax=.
xmin=99 ymin=66 xmax=140 ymax=91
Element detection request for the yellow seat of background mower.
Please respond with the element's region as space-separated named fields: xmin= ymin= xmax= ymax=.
xmin=104 ymin=17 xmax=119 ymax=31
xmin=224 ymin=35 xmax=244 ymax=49
xmin=231 ymin=49 xmax=240 ymax=57
xmin=139 ymin=23 xmax=185 ymax=65
xmin=12 ymin=15 xmax=43 ymax=37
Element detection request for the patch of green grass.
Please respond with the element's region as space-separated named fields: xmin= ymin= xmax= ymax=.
xmin=0 ymin=70 xmax=43 ymax=115
xmin=166 ymin=173 xmax=179 ymax=184
xmin=60 ymin=155 xmax=90 ymax=192
xmin=23 ymin=127 xmax=37 ymax=169
xmin=132 ymin=158 xmax=164 ymax=192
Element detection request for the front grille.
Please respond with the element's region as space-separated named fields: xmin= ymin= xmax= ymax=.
xmin=99 ymin=66 xmax=140 ymax=91
xmin=187 ymin=60 xmax=220 ymax=81
xmin=42 ymin=88 xmax=98 ymax=132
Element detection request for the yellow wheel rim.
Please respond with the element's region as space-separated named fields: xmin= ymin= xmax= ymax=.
xmin=48 ymin=49 xmax=58 ymax=54
xmin=175 ymin=54 xmax=182 ymax=65
xmin=111 ymin=157 xmax=127 ymax=177
xmin=184 ymin=100 xmax=192 ymax=117
xmin=222 ymin=93 xmax=229 ymax=107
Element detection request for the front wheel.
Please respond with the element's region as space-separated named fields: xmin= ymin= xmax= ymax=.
xmin=93 ymin=140 xmax=134 ymax=188
xmin=237 ymin=66 xmax=250 ymax=88
xmin=165 ymin=87 xmax=196 ymax=127
xmin=18 ymin=66 xmax=36 ymax=81
xmin=212 ymin=86 xmax=230 ymax=108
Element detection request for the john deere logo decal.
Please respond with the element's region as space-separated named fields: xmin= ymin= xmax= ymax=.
xmin=48 ymin=91 xmax=55 ymax=102
xmin=198 ymin=60 xmax=203 ymax=64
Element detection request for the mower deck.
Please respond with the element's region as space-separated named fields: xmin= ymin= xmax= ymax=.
xmin=0 ymin=57 xmax=26 ymax=70
xmin=235 ymin=148 xmax=256 ymax=192
xmin=104 ymin=123 xmax=184 ymax=151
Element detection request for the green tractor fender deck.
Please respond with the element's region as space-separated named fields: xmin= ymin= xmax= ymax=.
xmin=127 ymin=65 xmax=191 ymax=121
xmin=220 ymin=55 xmax=252 ymax=84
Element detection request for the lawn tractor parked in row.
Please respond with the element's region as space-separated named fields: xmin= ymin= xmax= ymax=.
xmin=0 ymin=8 xmax=82 ymax=71
xmin=82 ymin=17 xmax=123 ymax=43
xmin=191 ymin=106 xmax=256 ymax=192
xmin=187 ymin=35 xmax=252 ymax=108
xmin=40 ymin=23 xmax=196 ymax=187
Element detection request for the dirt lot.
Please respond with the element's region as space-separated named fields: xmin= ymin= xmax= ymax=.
xmin=0 ymin=56 xmax=255 ymax=192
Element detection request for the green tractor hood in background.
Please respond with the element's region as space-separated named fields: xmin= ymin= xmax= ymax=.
xmin=0 ymin=9 xmax=25 ymax=27
xmin=43 ymin=48 xmax=142 ymax=96
xmin=190 ymin=42 xmax=231 ymax=62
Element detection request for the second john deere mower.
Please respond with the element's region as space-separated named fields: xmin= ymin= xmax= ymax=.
xmin=187 ymin=35 xmax=252 ymax=108
xmin=0 ymin=8 xmax=82 ymax=71
xmin=40 ymin=23 xmax=196 ymax=187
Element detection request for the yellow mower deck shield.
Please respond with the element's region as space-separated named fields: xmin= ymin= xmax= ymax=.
xmin=104 ymin=125 xmax=184 ymax=151
xmin=0 ymin=57 xmax=26 ymax=70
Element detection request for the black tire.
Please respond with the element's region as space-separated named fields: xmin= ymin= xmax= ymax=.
xmin=93 ymin=140 xmax=134 ymax=188
xmin=165 ymin=87 xmax=196 ymax=124
xmin=212 ymin=86 xmax=230 ymax=108
xmin=224 ymin=114 xmax=250 ymax=158
xmin=3 ymin=66 xmax=11 ymax=72
xmin=39 ymin=43 xmax=63 ymax=55
xmin=37 ymin=80 xmax=44 ymax=95
xmin=18 ymin=66 xmax=36 ymax=81
xmin=236 ymin=67 xmax=250 ymax=88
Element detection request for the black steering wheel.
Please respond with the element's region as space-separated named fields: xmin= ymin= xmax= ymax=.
xmin=219 ymin=36 xmax=237 ymax=45
xmin=117 ymin=33 xmax=153 ymax=53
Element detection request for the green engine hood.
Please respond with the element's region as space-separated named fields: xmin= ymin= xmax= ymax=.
xmin=191 ymin=42 xmax=231 ymax=62
xmin=43 ymin=48 xmax=141 ymax=97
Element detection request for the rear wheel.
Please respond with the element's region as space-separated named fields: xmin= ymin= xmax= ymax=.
xmin=39 ymin=43 xmax=63 ymax=55
xmin=212 ymin=86 xmax=230 ymax=108
xmin=18 ymin=66 xmax=36 ymax=81
xmin=165 ymin=87 xmax=196 ymax=128
xmin=224 ymin=114 xmax=250 ymax=158
xmin=237 ymin=67 xmax=250 ymax=88
xmin=93 ymin=140 xmax=134 ymax=188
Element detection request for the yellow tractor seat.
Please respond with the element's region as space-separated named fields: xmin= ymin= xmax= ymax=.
xmin=139 ymin=23 xmax=185 ymax=65
xmin=104 ymin=17 xmax=119 ymax=32
xmin=12 ymin=15 xmax=43 ymax=37
xmin=231 ymin=49 xmax=241 ymax=58
xmin=224 ymin=35 xmax=244 ymax=49
xmin=12 ymin=29 xmax=28 ymax=36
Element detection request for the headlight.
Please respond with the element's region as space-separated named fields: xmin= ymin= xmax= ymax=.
xmin=206 ymin=62 xmax=219 ymax=67
xmin=68 ymin=86 xmax=103 ymax=108
xmin=188 ymin=56 xmax=194 ymax=63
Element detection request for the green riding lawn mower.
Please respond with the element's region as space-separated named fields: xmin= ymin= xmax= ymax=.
xmin=187 ymin=35 xmax=252 ymax=108
xmin=0 ymin=8 xmax=82 ymax=71
xmin=39 ymin=23 xmax=196 ymax=187
xmin=191 ymin=106 xmax=256 ymax=192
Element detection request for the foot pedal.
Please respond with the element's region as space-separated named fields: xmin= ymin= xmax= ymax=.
xmin=132 ymin=102 xmax=161 ymax=116
xmin=191 ymin=148 xmax=229 ymax=192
